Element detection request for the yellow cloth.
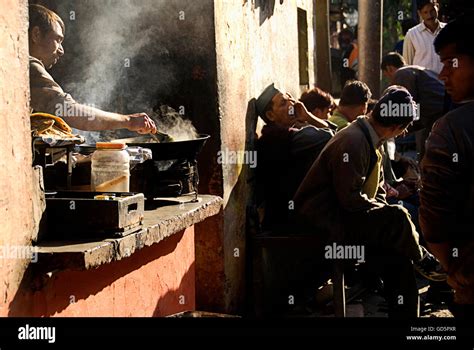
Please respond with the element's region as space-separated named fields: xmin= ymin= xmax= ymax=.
xmin=362 ymin=148 xmax=383 ymax=199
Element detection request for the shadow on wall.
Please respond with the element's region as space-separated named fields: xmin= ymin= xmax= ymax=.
xmin=153 ymin=260 xmax=195 ymax=317
xmin=243 ymin=0 xmax=285 ymax=25
xmin=8 ymin=230 xmax=194 ymax=317
xmin=222 ymin=98 xmax=259 ymax=314
xmin=194 ymin=99 xmax=258 ymax=315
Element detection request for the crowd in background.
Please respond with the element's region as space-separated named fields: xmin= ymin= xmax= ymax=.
xmin=255 ymin=0 xmax=474 ymax=318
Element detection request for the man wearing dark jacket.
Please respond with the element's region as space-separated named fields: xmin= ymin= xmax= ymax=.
xmin=294 ymin=87 xmax=430 ymax=317
xmin=420 ymin=13 xmax=474 ymax=316
xmin=381 ymin=52 xmax=445 ymax=160
xmin=255 ymin=84 xmax=334 ymax=233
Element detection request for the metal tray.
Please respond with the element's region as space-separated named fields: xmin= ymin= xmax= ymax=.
xmin=42 ymin=192 xmax=145 ymax=241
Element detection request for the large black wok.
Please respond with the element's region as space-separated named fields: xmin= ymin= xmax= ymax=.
xmin=115 ymin=134 xmax=210 ymax=161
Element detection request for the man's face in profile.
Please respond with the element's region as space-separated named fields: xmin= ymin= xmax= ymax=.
xmin=31 ymin=21 xmax=64 ymax=69
xmin=266 ymin=92 xmax=297 ymax=128
xmin=439 ymin=43 xmax=474 ymax=102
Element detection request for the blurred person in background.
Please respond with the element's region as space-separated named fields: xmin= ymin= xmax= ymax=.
xmin=403 ymin=0 xmax=446 ymax=74
xmin=300 ymin=87 xmax=336 ymax=121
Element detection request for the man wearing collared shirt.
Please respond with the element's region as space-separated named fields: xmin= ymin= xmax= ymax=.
xmin=403 ymin=0 xmax=446 ymax=74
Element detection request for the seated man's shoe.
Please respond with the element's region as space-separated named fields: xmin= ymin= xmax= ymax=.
xmin=414 ymin=247 xmax=447 ymax=282
xmin=426 ymin=280 xmax=454 ymax=304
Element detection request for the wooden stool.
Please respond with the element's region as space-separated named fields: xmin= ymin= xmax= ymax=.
xmin=252 ymin=233 xmax=346 ymax=317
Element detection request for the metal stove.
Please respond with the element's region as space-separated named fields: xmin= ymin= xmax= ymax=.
xmin=130 ymin=158 xmax=199 ymax=202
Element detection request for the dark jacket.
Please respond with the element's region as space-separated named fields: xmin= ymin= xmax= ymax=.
xmin=293 ymin=117 xmax=386 ymax=238
xmin=257 ymin=124 xmax=333 ymax=233
xmin=420 ymin=101 xmax=474 ymax=244
xmin=393 ymin=65 xmax=445 ymax=130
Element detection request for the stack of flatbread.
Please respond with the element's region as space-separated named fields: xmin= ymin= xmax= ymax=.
xmin=31 ymin=113 xmax=77 ymax=140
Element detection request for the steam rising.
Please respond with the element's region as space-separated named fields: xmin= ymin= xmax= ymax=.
xmin=58 ymin=0 xmax=177 ymax=110
xmin=52 ymin=0 xmax=207 ymax=143
xmin=152 ymin=105 xmax=198 ymax=141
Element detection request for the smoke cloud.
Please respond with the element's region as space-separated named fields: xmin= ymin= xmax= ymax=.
xmin=50 ymin=0 xmax=208 ymax=143
xmin=152 ymin=105 xmax=199 ymax=141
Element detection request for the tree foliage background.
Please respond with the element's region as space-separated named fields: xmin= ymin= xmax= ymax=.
xmin=383 ymin=0 xmax=414 ymax=55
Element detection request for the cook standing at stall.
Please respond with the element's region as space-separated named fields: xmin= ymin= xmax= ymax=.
xmin=28 ymin=4 xmax=157 ymax=134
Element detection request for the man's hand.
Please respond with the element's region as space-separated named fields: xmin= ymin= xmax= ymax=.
xmin=383 ymin=183 xmax=399 ymax=198
xmin=293 ymin=100 xmax=329 ymax=128
xmin=127 ymin=113 xmax=157 ymax=134
xmin=293 ymin=100 xmax=311 ymax=123
xmin=394 ymin=182 xmax=413 ymax=199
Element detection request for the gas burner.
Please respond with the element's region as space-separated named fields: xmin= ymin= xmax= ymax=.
xmin=130 ymin=158 xmax=200 ymax=201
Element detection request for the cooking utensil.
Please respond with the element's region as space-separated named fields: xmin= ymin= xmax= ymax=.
xmin=151 ymin=130 xmax=174 ymax=142
xmin=114 ymin=134 xmax=210 ymax=161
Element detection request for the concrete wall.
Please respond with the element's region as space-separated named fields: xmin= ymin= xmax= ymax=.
xmin=7 ymin=228 xmax=195 ymax=317
xmin=30 ymin=0 xmax=223 ymax=313
xmin=0 ymin=0 xmax=197 ymax=317
xmin=0 ymin=0 xmax=46 ymax=316
xmin=9 ymin=0 xmax=318 ymax=316
xmin=213 ymin=0 xmax=317 ymax=313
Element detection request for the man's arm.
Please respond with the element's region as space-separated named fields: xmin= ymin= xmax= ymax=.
xmin=420 ymin=118 xmax=462 ymax=266
xmin=29 ymin=59 xmax=156 ymax=133
xmin=294 ymin=101 xmax=329 ymax=128
xmin=402 ymin=31 xmax=415 ymax=65
xmin=59 ymin=103 xmax=156 ymax=133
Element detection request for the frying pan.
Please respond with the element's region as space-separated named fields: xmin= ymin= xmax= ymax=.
xmin=113 ymin=134 xmax=210 ymax=161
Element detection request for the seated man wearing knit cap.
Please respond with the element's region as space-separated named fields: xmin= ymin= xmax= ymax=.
xmin=294 ymin=86 xmax=445 ymax=317
xmin=255 ymin=84 xmax=334 ymax=233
